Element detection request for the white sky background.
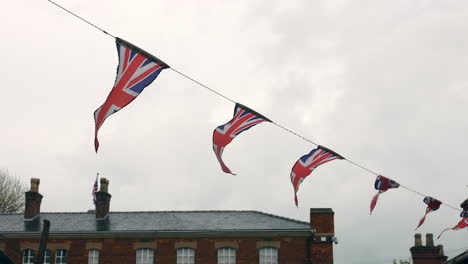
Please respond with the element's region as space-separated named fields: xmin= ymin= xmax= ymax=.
xmin=1 ymin=0 xmax=467 ymax=263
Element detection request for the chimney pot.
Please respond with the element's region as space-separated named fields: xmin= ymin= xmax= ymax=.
xmin=100 ymin=178 xmax=109 ymax=192
xmin=437 ymin=245 xmax=444 ymax=256
xmin=30 ymin=178 xmax=40 ymax=192
xmin=426 ymin=233 xmax=434 ymax=247
xmin=414 ymin=233 xmax=422 ymax=246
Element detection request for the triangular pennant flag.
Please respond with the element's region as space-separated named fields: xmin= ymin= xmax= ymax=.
xmin=370 ymin=175 xmax=399 ymax=214
xmin=437 ymin=211 xmax=468 ymax=239
xmin=212 ymin=103 xmax=271 ymax=174
xmin=94 ymin=37 xmax=170 ymax=152
xmin=416 ymin=196 xmax=442 ymax=229
xmin=290 ymin=146 xmax=344 ymax=206
xmin=92 ymin=173 xmax=99 ymax=205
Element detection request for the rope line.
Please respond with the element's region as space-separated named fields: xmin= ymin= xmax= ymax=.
xmin=48 ymin=0 xmax=116 ymax=39
xmin=170 ymin=68 xmax=236 ymax=104
xmin=48 ymin=0 xmax=464 ymax=213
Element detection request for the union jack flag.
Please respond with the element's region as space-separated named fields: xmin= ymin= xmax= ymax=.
xmin=94 ymin=37 xmax=169 ymax=152
xmin=437 ymin=211 xmax=468 ymax=239
xmin=212 ymin=103 xmax=271 ymax=174
xmin=416 ymin=196 xmax=442 ymax=229
xmin=370 ymin=175 xmax=399 ymax=214
xmin=290 ymin=146 xmax=344 ymax=206
xmin=92 ymin=174 xmax=99 ymax=205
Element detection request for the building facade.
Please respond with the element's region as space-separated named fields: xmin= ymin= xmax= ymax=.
xmin=0 ymin=178 xmax=336 ymax=264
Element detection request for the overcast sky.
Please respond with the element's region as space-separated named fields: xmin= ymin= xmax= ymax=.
xmin=1 ymin=0 xmax=467 ymax=263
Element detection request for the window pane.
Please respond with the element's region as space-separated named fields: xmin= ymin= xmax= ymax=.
xmin=23 ymin=249 xmax=34 ymax=264
xmin=56 ymin=249 xmax=67 ymax=264
xmin=43 ymin=249 xmax=51 ymax=264
xmin=218 ymin=247 xmax=235 ymax=264
xmin=89 ymin=249 xmax=99 ymax=264
xmin=136 ymin=248 xmax=154 ymax=264
xmin=259 ymin=247 xmax=277 ymax=264
xmin=177 ymin=248 xmax=195 ymax=264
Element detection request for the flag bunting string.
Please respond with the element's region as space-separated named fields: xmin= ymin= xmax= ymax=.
xmin=48 ymin=0 xmax=463 ymax=214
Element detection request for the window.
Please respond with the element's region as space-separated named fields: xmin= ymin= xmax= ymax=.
xmin=89 ymin=249 xmax=99 ymax=264
xmin=177 ymin=247 xmax=194 ymax=264
xmin=136 ymin=248 xmax=154 ymax=264
xmin=43 ymin=249 xmax=51 ymax=264
xmin=218 ymin=247 xmax=235 ymax=264
xmin=55 ymin=249 xmax=67 ymax=264
xmin=259 ymin=247 xmax=277 ymax=264
xmin=22 ymin=249 xmax=34 ymax=264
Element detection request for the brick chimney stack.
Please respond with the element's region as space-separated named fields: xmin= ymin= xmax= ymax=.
xmin=309 ymin=208 xmax=335 ymax=264
xmin=95 ymin=178 xmax=111 ymax=220
xmin=24 ymin=178 xmax=43 ymax=220
xmin=410 ymin=233 xmax=448 ymax=264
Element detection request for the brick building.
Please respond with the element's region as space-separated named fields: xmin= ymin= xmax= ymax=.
xmin=0 ymin=178 xmax=336 ymax=264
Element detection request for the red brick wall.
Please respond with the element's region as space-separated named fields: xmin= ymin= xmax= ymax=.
xmin=3 ymin=236 xmax=326 ymax=264
xmin=410 ymin=247 xmax=448 ymax=264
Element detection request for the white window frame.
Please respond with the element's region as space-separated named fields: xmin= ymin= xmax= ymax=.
xmin=218 ymin=247 xmax=236 ymax=264
xmin=43 ymin=249 xmax=51 ymax=264
xmin=22 ymin=249 xmax=35 ymax=264
xmin=89 ymin=248 xmax=99 ymax=264
xmin=259 ymin=247 xmax=277 ymax=264
xmin=55 ymin=249 xmax=67 ymax=264
xmin=136 ymin=248 xmax=154 ymax=264
xmin=177 ymin=247 xmax=195 ymax=264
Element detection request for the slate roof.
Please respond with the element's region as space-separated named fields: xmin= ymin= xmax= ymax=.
xmin=0 ymin=211 xmax=310 ymax=235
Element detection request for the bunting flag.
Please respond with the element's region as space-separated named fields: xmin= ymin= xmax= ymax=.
xmin=92 ymin=174 xmax=99 ymax=205
xmin=290 ymin=146 xmax=344 ymax=206
xmin=94 ymin=37 xmax=170 ymax=152
xmin=212 ymin=103 xmax=271 ymax=174
xmin=437 ymin=211 xmax=468 ymax=239
xmin=370 ymin=175 xmax=399 ymax=214
xmin=416 ymin=196 xmax=442 ymax=229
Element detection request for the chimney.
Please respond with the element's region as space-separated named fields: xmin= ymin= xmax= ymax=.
xmin=309 ymin=208 xmax=335 ymax=264
xmin=24 ymin=178 xmax=43 ymax=220
xmin=410 ymin=233 xmax=447 ymax=264
xmin=310 ymin=208 xmax=334 ymax=234
xmin=95 ymin=178 xmax=111 ymax=220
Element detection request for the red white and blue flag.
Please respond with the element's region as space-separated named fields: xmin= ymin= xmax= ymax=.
xmin=370 ymin=175 xmax=399 ymax=214
xmin=94 ymin=37 xmax=169 ymax=152
xmin=92 ymin=174 xmax=99 ymax=205
xmin=437 ymin=211 xmax=468 ymax=239
xmin=290 ymin=146 xmax=344 ymax=206
xmin=212 ymin=103 xmax=271 ymax=174
xmin=416 ymin=196 xmax=442 ymax=229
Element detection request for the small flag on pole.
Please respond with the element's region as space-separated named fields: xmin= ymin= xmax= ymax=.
xmin=212 ymin=103 xmax=271 ymax=174
xmin=94 ymin=37 xmax=170 ymax=152
xmin=92 ymin=173 xmax=99 ymax=205
xmin=437 ymin=211 xmax=468 ymax=239
xmin=290 ymin=146 xmax=344 ymax=206
xmin=416 ymin=196 xmax=442 ymax=229
xmin=370 ymin=175 xmax=399 ymax=214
